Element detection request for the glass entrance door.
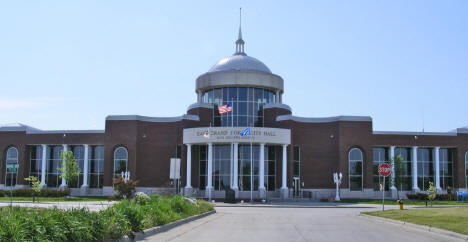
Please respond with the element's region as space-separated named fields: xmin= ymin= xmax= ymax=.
xmin=293 ymin=177 xmax=301 ymax=198
xmin=238 ymin=145 xmax=259 ymax=191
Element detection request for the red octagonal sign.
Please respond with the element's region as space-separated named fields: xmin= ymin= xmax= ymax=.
xmin=378 ymin=163 xmax=391 ymax=177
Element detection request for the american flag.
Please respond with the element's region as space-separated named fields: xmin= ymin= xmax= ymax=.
xmin=218 ymin=102 xmax=232 ymax=114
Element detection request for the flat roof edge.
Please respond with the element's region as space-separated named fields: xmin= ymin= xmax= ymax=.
xmin=27 ymin=130 xmax=105 ymax=134
xmin=277 ymin=115 xmax=372 ymax=123
xmin=264 ymin=103 xmax=292 ymax=111
xmin=106 ymin=114 xmax=200 ymax=122
xmin=373 ymin=131 xmax=457 ymax=136
xmin=187 ymin=102 xmax=214 ymax=111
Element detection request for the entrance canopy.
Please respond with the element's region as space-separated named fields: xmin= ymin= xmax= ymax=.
xmin=183 ymin=127 xmax=291 ymax=145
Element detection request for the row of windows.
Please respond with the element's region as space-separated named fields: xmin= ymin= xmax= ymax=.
xmin=3 ymin=145 xmax=468 ymax=191
xmin=363 ymin=147 xmax=456 ymax=192
xmin=199 ymin=145 xmax=277 ymax=191
xmin=203 ymin=87 xmax=276 ymax=127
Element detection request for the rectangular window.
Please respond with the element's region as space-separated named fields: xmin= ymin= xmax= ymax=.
xmin=176 ymin=145 xmax=181 ymax=159
xmin=199 ymin=145 xmax=207 ymax=190
xmin=47 ymin=146 xmax=63 ymax=188
xmin=29 ymin=146 xmax=42 ymax=183
xmin=439 ymin=148 xmax=453 ymax=190
xmin=394 ymin=147 xmax=412 ymax=191
xmin=373 ymin=147 xmax=389 ymax=191
xmin=265 ymin=146 xmax=276 ymax=191
xmin=293 ymin=146 xmax=300 ymax=178
xmin=417 ymin=148 xmax=434 ymax=191
xmin=89 ymin=146 xmax=104 ymax=188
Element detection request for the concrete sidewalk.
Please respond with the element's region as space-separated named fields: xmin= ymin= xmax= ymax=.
xmin=0 ymin=201 xmax=115 ymax=211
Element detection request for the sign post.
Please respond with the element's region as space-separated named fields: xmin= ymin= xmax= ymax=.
xmin=6 ymin=164 xmax=19 ymax=207
xmin=170 ymin=158 xmax=181 ymax=194
xmin=378 ymin=163 xmax=391 ymax=211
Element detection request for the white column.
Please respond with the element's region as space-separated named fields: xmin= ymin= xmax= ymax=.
xmin=389 ymin=146 xmax=396 ymax=190
xmin=412 ymin=146 xmax=419 ymax=191
xmin=275 ymin=91 xmax=280 ymax=103
xmin=60 ymin=144 xmax=68 ymax=188
xmin=434 ymin=147 xmax=441 ymax=190
xmin=40 ymin=145 xmax=47 ymax=187
xmin=185 ymin=144 xmax=192 ymax=188
xmin=232 ymin=143 xmax=239 ymax=190
xmin=81 ymin=144 xmax=89 ymax=189
xmin=259 ymin=143 xmax=265 ymax=189
xmin=207 ymin=143 xmax=213 ymax=191
xmin=281 ymin=144 xmax=288 ymax=189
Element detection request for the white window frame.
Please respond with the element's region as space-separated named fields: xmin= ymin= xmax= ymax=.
xmin=113 ymin=147 xmax=128 ymax=176
xmin=348 ymin=148 xmax=363 ymax=191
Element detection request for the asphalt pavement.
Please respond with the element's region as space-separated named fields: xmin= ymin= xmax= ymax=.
xmin=143 ymin=206 xmax=462 ymax=242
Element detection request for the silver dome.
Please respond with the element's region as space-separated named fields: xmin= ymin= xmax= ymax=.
xmin=208 ymin=54 xmax=272 ymax=74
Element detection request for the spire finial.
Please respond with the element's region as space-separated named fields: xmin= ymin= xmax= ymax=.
xmin=235 ymin=7 xmax=245 ymax=55
xmin=238 ymin=7 xmax=242 ymax=39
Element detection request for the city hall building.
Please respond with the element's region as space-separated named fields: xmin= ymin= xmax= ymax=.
xmin=1 ymin=28 xmax=468 ymax=200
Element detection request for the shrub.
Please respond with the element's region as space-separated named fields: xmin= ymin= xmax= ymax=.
xmin=135 ymin=192 xmax=151 ymax=205
xmin=407 ymin=192 xmax=457 ymax=201
xmin=113 ymin=176 xmax=138 ymax=199
xmin=0 ymin=189 xmax=70 ymax=197
xmin=407 ymin=193 xmax=428 ymax=200
xmin=0 ymin=195 xmax=214 ymax=241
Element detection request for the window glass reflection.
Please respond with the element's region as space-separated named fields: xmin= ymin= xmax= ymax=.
xmin=202 ymin=87 xmax=275 ymax=127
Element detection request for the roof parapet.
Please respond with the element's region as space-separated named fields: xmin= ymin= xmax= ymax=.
xmin=276 ymin=115 xmax=372 ymax=123
xmin=106 ymin=114 xmax=199 ymax=122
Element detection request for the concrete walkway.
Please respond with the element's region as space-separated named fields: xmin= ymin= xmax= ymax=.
xmin=143 ymin=206 xmax=462 ymax=242
xmin=0 ymin=201 xmax=115 ymax=211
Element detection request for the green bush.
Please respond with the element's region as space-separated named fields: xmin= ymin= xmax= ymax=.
xmin=407 ymin=192 xmax=457 ymax=201
xmin=0 ymin=195 xmax=214 ymax=241
xmin=407 ymin=193 xmax=428 ymax=200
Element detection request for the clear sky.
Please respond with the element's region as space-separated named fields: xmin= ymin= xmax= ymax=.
xmin=0 ymin=1 xmax=467 ymax=132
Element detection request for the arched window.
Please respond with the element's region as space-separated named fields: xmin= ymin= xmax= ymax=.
xmin=114 ymin=147 xmax=128 ymax=177
xmin=5 ymin=147 xmax=18 ymax=187
xmin=349 ymin=148 xmax=363 ymax=191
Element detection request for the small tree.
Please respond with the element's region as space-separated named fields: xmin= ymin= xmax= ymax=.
xmin=57 ymin=150 xmax=80 ymax=189
xmin=427 ymin=181 xmax=437 ymax=206
xmin=113 ymin=176 xmax=138 ymax=199
xmin=392 ymin=155 xmax=405 ymax=200
xmin=24 ymin=176 xmax=42 ymax=203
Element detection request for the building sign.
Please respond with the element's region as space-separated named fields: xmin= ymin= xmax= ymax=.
xmin=183 ymin=127 xmax=291 ymax=144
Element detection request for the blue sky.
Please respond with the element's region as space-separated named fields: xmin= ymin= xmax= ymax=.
xmin=0 ymin=1 xmax=467 ymax=132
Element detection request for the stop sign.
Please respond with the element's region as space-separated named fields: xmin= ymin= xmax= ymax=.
xmin=378 ymin=163 xmax=391 ymax=177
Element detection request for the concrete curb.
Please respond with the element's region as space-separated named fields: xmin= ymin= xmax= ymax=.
xmin=215 ymin=204 xmax=374 ymax=209
xmin=118 ymin=210 xmax=216 ymax=242
xmin=359 ymin=213 xmax=468 ymax=241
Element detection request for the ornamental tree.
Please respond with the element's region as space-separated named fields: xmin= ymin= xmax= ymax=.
xmin=427 ymin=181 xmax=437 ymax=206
xmin=25 ymin=176 xmax=42 ymax=202
xmin=392 ymin=155 xmax=405 ymax=200
xmin=57 ymin=150 xmax=80 ymax=188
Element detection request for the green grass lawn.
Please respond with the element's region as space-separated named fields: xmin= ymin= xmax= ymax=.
xmin=0 ymin=196 xmax=110 ymax=202
xmin=340 ymin=198 xmax=466 ymax=206
xmin=362 ymin=207 xmax=468 ymax=235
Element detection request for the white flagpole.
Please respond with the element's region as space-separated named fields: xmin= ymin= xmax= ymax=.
xmin=231 ymin=98 xmax=234 ymax=188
